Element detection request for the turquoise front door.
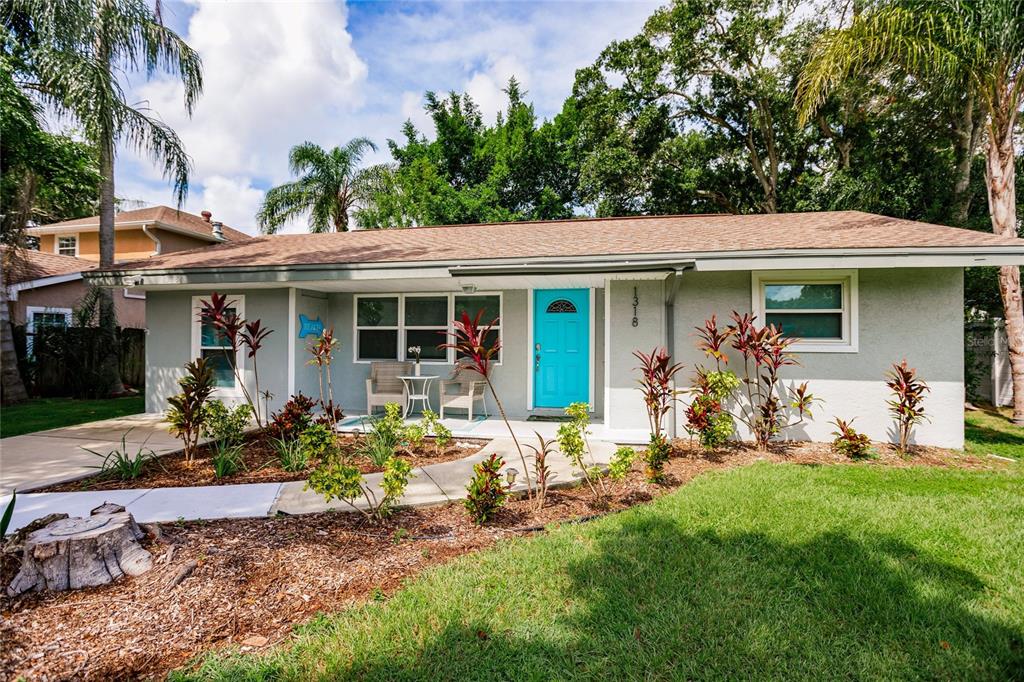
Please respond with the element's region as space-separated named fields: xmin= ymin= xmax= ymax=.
xmin=533 ymin=289 xmax=590 ymax=408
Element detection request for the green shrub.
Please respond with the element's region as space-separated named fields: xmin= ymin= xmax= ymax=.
xmin=269 ymin=394 xmax=316 ymax=441
xmin=685 ymin=369 xmax=739 ymax=450
xmin=609 ymin=446 xmax=637 ymax=480
xmin=557 ymin=402 xmax=605 ymax=498
xmin=86 ymin=431 xmax=155 ymax=480
xmin=831 ymin=418 xmax=875 ymax=459
xmin=272 ymin=436 xmax=309 ymax=472
xmin=203 ymin=400 xmax=252 ymax=444
xmin=404 ymin=424 xmax=425 ymax=450
xmin=306 ymin=454 xmax=413 ymax=521
xmin=463 ymin=454 xmax=509 ymax=525
xmin=210 ymin=440 xmax=245 ymax=478
xmin=421 ymin=410 xmax=452 ymax=454
xmin=358 ymin=402 xmax=405 ymax=466
xmin=644 ymin=434 xmax=672 ymax=482
xmin=299 ymin=423 xmax=337 ymax=461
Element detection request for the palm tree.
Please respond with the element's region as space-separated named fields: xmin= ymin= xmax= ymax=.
xmin=258 ymin=138 xmax=377 ymax=233
xmin=9 ymin=0 xmax=202 ymax=394
xmin=795 ymin=0 xmax=1024 ymax=425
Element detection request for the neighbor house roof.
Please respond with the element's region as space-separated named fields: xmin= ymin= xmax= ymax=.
xmin=94 ymin=211 xmax=1024 ymax=276
xmin=27 ymin=206 xmax=251 ymax=243
xmin=2 ymin=246 xmax=94 ymax=285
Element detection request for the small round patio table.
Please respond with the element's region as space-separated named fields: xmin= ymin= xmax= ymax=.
xmin=398 ymin=375 xmax=438 ymax=417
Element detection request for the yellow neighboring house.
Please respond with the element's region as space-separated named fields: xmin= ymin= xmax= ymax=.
xmin=10 ymin=206 xmax=250 ymax=331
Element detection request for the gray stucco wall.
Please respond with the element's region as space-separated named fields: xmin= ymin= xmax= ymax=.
xmin=668 ymin=268 xmax=964 ymax=447
xmin=144 ymin=289 xmax=291 ymax=417
xmin=605 ymin=279 xmax=666 ymax=431
xmin=323 ymin=289 xmax=605 ymax=420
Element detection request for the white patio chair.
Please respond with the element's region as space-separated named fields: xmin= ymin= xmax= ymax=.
xmin=439 ymin=367 xmax=489 ymax=420
xmin=366 ymin=361 xmax=411 ymax=415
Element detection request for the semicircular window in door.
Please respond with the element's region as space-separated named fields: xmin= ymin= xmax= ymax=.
xmin=546 ymin=299 xmax=577 ymax=313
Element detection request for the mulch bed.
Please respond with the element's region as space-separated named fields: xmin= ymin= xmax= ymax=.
xmin=1 ymin=440 xmax=1008 ymax=681
xmin=41 ymin=434 xmax=488 ymax=492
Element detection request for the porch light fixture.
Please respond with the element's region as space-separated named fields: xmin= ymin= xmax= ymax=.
xmin=505 ymin=468 xmax=518 ymax=486
xmin=461 ymin=284 xmax=477 ymax=295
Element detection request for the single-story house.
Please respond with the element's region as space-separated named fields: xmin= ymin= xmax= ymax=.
xmin=87 ymin=211 xmax=1024 ymax=449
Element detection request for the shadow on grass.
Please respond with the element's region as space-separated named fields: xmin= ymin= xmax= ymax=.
xmin=189 ymin=516 xmax=1024 ymax=680
xmin=965 ymin=421 xmax=1024 ymax=448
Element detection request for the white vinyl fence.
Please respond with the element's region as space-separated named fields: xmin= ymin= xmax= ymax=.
xmin=966 ymin=321 xmax=1013 ymax=407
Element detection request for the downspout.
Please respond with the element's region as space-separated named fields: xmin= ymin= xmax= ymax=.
xmin=141 ymin=223 xmax=162 ymax=255
xmin=664 ymin=266 xmax=690 ymax=439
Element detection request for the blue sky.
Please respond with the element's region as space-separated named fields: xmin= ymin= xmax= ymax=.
xmin=114 ymin=0 xmax=659 ymax=233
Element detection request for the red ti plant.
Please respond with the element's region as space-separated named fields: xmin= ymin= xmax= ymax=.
xmin=721 ymin=311 xmax=819 ymax=450
xmin=440 ymin=310 xmax=532 ymax=498
xmin=200 ymin=292 xmax=274 ymax=428
xmin=633 ymin=347 xmax=684 ymax=481
xmin=885 ymin=360 xmax=929 ymax=453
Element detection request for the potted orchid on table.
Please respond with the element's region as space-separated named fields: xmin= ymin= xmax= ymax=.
xmin=407 ymin=346 xmax=422 ymax=375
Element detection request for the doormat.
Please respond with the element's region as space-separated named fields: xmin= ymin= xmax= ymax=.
xmin=526 ymin=415 xmax=572 ymax=422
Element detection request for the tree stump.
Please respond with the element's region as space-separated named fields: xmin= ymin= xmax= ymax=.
xmin=7 ymin=508 xmax=153 ymax=596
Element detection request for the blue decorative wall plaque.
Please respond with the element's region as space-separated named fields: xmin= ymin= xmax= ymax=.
xmin=298 ymin=314 xmax=325 ymax=339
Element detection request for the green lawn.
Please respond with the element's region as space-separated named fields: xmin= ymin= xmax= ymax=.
xmin=966 ymin=405 xmax=1024 ymax=459
xmin=0 ymin=395 xmax=145 ymax=438
xmin=176 ymin=463 xmax=1024 ymax=681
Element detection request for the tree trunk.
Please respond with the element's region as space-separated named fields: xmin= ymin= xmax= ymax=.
xmin=7 ymin=507 xmax=153 ymax=596
xmin=984 ymin=110 xmax=1024 ymax=425
xmin=951 ymin=92 xmax=981 ymax=227
xmin=1 ymin=281 xmax=28 ymax=404
xmin=97 ymin=135 xmax=125 ymax=395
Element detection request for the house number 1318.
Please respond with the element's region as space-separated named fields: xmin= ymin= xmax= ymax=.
xmin=632 ymin=287 xmax=639 ymax=327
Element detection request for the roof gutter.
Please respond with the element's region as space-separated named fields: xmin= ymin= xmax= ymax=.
xmin=448 ymin=258 xmax=697 ymax=276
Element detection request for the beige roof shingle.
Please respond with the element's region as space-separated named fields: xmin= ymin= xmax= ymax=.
xmin=2 ymin=246 xmax=95 ymax=284
xmin=103 ymin=211 xmax=1024 ymax=273
xmin=32 ymin=206 xmax=251 ymax=243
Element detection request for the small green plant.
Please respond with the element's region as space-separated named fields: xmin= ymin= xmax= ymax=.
xmin=299 ymin=422 xmax=337 ymax=461
xmin=306 ymin=454 xmax=413 ymax=522
xmin=271 ymin=436 xmax=309 ymax=472
xmin=203 ymin=400 xmax=252 ymax=445
xmin=644 ymin=434 xmax=672 ymax=482
xmin=463 ymin=454 xmax=509 ymax=525
xmin=166 ymin=358 xmax=216 ymax=465
xmin=526 ymin=432 xmax=555 ymax=509
xmin=210 ymin=440 xmax=245 ymax=478
xmin=404 ymin=423 xmax=426 ymax=450
xmin=886 ymin=360 xmax=930 ymax=453
xmin=421 ymin=410 xmax=452 ymax=454
xmin=609 ymin=446 xmax=637 ymax=480
xmin=685 ymin=368 xmax=740 ymax=450
xmin=85 ymin=431 xmax=156 ymax=480
xmin=358 ymin=402 xmax=405 ymax=466
xmin=830 ymin=418 xmax=875 ymax=459
xmin=1 ymin=491 xmax=16 ymax=538
xmin=557 ymin=402 xmax=605 ymax=498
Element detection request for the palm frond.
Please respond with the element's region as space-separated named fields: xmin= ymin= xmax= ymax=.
xmin=796 ymin=4 xmax=971 ymax=125
xmin=114 ymin=101 xmax=192 ymax=205
xmin=257 ymin=180 xmax=315 ymax=234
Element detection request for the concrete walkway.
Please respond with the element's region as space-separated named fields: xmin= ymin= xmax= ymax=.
xmin=2 ymin=438 xmax=619 ymax=533
xmin=0 ymin=413 xmax=184 ymax=495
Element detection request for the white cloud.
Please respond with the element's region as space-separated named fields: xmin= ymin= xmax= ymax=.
xmin=113 ymin=0 xmax=658 ymax=231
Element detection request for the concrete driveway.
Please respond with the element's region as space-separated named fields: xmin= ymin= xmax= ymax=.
xmin=0 ymin=413 xmax=180 ymax=494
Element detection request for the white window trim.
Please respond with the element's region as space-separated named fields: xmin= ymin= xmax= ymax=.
xmin=55 ymin=234 xmax=79 ymax=257
xmin=26 ymin=306 xmax=72 ymax=356
xmin=123 ymin=288 xmax=146 ymax=300
xmin=190 ymin=295 xmax=245 ymax=397
xmin=751 ymin=270 xmax=858 ymax=353
xmin=352 ymin=292 xmax=503 ymax=365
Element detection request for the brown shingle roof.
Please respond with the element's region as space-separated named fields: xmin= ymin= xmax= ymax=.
xmin=1 ymin=246 xmax=94 ymax=284
xmin=104 ymin=211 xmax=1024 ymax=273
xmin=32 ymin=206 xmax=251 ymax=243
